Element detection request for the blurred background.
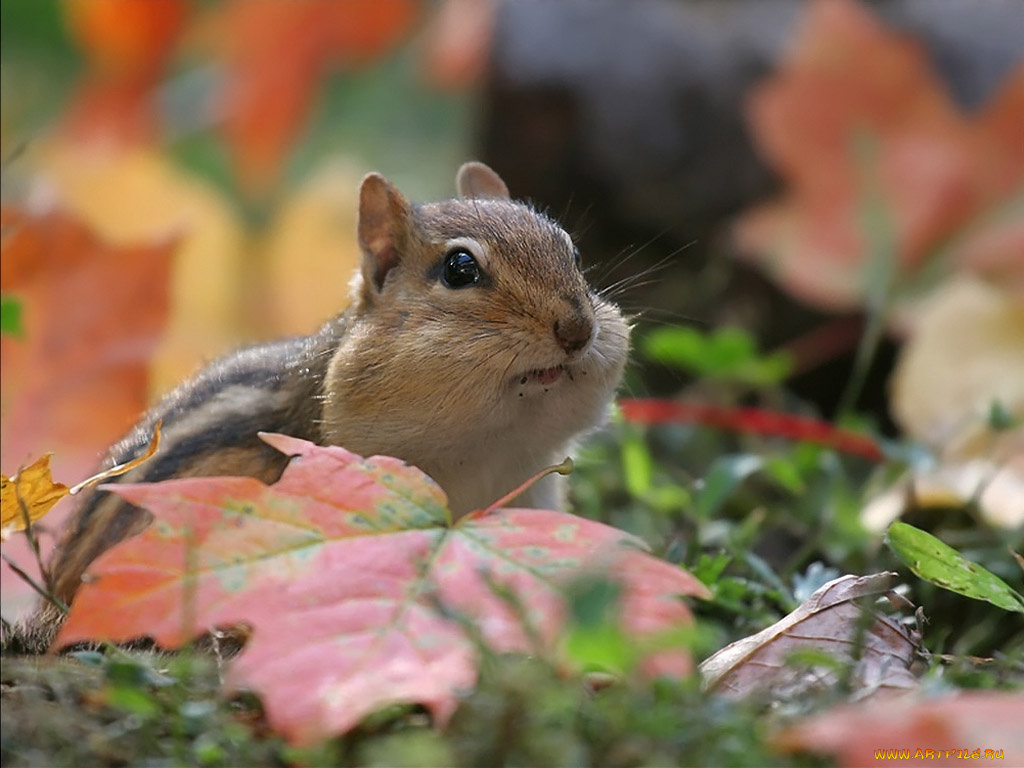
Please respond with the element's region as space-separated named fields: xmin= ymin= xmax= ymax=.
xmin=2 ymin=0 xmax=1022 ymax=621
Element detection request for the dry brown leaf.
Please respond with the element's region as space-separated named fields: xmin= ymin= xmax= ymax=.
xmin=0 ymin=455 xmax=69 ymax=541
xmin=700 ymin=572 xmax=920 ymax=700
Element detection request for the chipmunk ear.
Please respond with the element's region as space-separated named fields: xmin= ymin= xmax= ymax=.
xmin=358 ymin=172 xmax=412 ymax=293
xmin=456 ymin=161 xmax=510 ymax=199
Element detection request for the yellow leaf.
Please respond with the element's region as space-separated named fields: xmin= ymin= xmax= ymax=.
xmin=1 ymin=455 xmax=70 ymax=540
xmin=264 ymin=163 xmax=360 ymax=336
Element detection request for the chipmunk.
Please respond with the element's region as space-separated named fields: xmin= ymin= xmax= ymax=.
xmin=38 ymin=161 xmax=630 ymax=634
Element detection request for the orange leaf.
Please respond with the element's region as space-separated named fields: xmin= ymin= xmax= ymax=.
xmin=56 ymin=434 xmax=708 ymax=744
xmin=0 ymin=205 xmax=177 ymax=617
xmin=735 ymin=0 xmax=1024 ymax=312
xmin=776 ymin=692 xmax=1024 ymax=767
xmin=422 ymin=0 xmax=497 ymax=91
xmin=0 ymin=205 xmax=177 ymax=484
xmin=208 ymin=0 xmax=419 ymax=195
xmin=65 ymin=0 xmax=188 ymax=77
xmin=0 ymin=455 xmax=69 ymax=541
xmin=60 ymin=0 xmax=188 ymax=145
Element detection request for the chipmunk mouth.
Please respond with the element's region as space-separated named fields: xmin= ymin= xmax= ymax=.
xmin=514 ymin=364 xmax=572 ymax=389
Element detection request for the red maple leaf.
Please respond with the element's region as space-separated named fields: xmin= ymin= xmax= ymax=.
xmin=56 ymin=434 xmax=708 ymax=744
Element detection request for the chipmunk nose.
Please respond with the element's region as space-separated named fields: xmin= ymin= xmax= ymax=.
xmin=554 ymin=313 xmax=593 ymax=355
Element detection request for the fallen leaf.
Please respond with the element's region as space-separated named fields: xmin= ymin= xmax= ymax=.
xmin=700 ymin=572 xmax=919 ymax=699
xmin=0 ymin=455 xmax=69 ymax=541
xmin=862 ymin=458 xmax=1024 ymax=532
xmin=56 ymin=434 xmax=708 ymax=744
xmin=886 ymin=522 xmax=1024 ymax=614
xmin=775 ymin=692 xmax=1024 ymax=767
xmin=735 ymin=0 xmax=1024 ymax=314
xmin=890 ymin=276 xmax=1024 ymax=464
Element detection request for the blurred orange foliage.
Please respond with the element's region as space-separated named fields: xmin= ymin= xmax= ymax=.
xmin=0 ymin=207 xmax=177 ymax=482
xmin=736 ymin=0 xmax=1024 ymax=313
xmin=206 ymin=0 xmax=419 ymax=195
xmin=61 ymin=0 xmax=188 ymax=145
xmin=65 ymin=0 xmax=188 ymax=77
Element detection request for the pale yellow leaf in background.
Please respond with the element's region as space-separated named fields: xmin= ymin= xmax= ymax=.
xmin=892 ymin=276 xmax=1024 ymax=459
xmin=874 ymin=275 xmax=1024 ymax=528
xmin=1 ymin=455 xmax=69 ymax=540
xmin=862 ymin=459 xmax=1024 ymax=532
xmin=264 ymin=163 xmax=361 ymax=336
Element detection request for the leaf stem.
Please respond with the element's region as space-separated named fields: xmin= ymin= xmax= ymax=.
xmin=14 ymin=475 xmax=61 ymax=602
xmin=467 ymin=458 xmax=574 ymax=520
xmin=0 ymin=551 xmax=69 ymax=615
xmin=837 ymin=130 xmax=896 ymax=420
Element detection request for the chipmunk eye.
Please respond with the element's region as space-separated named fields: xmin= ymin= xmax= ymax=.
xmin=442 ymin=249 xmax=481 ymax=288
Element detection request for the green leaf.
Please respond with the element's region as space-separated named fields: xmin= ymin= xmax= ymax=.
xmin=693 ymin=454 xmax=763 ymax=519
xmin=692 ymin=552 xmax=732 ymax=588
xmin=564 ymin=577 xmax=636 ymax=673
xmin=763 ymin=455 xmax=806 ymax=495
xmin=642 ymin=326 xmax=791 ymax=386
xmin=987 ymin=399 xmax=1019 ymax=432
xmin=886 ymin=522 xmax=1024 ymax=613
xmin=620 ymin=432 xmax=653 ymax=498
xmin=1 ymin=295 xmax=23 ymax=337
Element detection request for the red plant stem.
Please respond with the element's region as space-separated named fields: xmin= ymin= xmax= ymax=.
xmin=618 ymin=398 xmax=884 ymax=462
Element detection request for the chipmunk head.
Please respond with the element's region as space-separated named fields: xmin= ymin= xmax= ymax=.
xmin=323 ymin=162 xmax=630 ymax=514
